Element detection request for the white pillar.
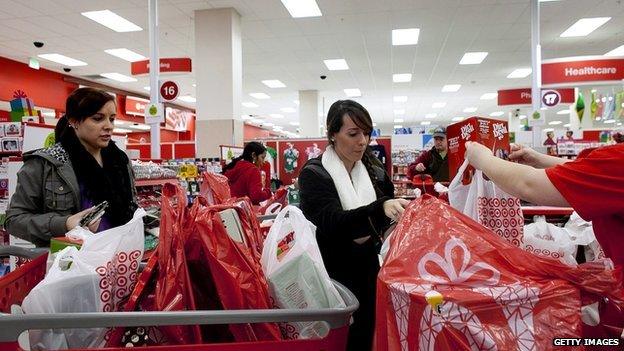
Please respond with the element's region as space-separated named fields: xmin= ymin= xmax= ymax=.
xmin=148 ymin=0 xmax=160 ymax=159
xmin=299 ymin=90 xmax=321 ymax=137
xmin=530 ymin=0 xmax=542 ymax=147
xmin=508 ymin=110 xmax=521 ymax=134
xmin=194 ymin=8 xmax=243 ymax=157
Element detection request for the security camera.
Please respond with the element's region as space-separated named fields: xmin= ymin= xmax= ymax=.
xmin=33 ymin=41 xmax=44 ymax=48
xmin=320 ymin=75 xmax=327 ymax=80
xmin=63 ymin=67 xmax=71 ymax=73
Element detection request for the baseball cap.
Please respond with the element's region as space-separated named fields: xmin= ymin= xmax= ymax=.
xmin=433 ymin=127 xmax=446 ymax=138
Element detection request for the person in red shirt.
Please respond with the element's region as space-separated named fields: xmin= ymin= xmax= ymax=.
xmin=223 ymin=141 xmax=272 ymax=205
xmin=464 ymin=141 xmax=624 ymax=270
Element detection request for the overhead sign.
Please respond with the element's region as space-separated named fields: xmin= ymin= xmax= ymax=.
xmin=159 ymin=80 xmax=179 ymax=102
xmin=124 ymin=96 xmax=148 ymax=115
xmin=497 ymin=88 xmax=574 ymax=106
xmin=144 ymin=103 xmax=164 ymax=125
xmin=541 ymin=90 xmax=561 ymax=107
xmin=542 ymin=56 xmax=624 ymax=86
xmin=131 ymin=58 xmax=192 ymax=75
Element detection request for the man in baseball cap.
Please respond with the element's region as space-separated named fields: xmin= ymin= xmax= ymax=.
xmin=407 ymin=127 xmax=449 ymax=182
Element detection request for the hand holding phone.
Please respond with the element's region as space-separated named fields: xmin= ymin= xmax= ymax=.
xmin=79 ymin=201 xmax=109 ymax=227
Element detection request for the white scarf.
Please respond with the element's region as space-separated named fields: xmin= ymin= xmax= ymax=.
xmin=322 ymin=145 xmax=377 ymax=210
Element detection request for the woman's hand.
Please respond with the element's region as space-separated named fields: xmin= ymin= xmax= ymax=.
xmin=383 ymin=198 xmax=410 ymax=221
xmin=464 ymin=141 xmax=493 ymax=170
xmin=65 ymin=208 xmax=102 ymax=233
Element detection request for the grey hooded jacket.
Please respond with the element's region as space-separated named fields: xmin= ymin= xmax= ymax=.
xmin=5 ymin=143 xmax=137 ymax=247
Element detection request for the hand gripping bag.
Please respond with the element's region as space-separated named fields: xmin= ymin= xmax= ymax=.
xmin=22 ymin=208 xmax=146 ymax=350
xmin=375 ymin=195 xmax=622 ymax=351
xmin=260 ymin=205 xmax=345 ymax=339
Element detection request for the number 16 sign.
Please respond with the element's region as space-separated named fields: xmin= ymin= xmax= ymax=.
xmin=160 ymin=80 xmax=179 ymax=102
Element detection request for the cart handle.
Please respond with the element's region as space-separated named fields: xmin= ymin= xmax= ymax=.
xmin=0 ymin=245 xmax=47 ymax=259
xmin=0 ymin=281 xmax=358 ymax=343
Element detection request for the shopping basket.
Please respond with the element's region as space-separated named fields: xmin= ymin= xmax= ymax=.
xmin=0 ymin=245 xmax=359 ymax=351
xmin=0 ymin=246 xmax=48 ymax=313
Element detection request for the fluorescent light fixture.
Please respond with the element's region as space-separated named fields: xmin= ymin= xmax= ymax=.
xmin=113 ymin=128 xmax=133 ymax=133
xmin=604 ymin=119 xmax=616 ymax=124
xmin=564 ymin=123 xmax=571 ymax=127
xmin=81 ymin=10 xmax=142 ymax=32
xmin=543 ymin=128 xmax=555 ymax=132
xmin=262 ymin=79 xmax=286 ymax=88
xmin=393 ymin=96 xmax=408 ymax=103
xmin=250 ymin=118 xmax=263 ymax=124
xmin=463 ymin=107 xmax=477 ymax=113
xmin=270 ymin=114 xmax=284 ymax=119
xmin=392 ymin=28 xmax=420 ymax=46
xmin=28 ymin=57 xmax=40 ymax=70
xmin=425 ymin=113 xmax=437 ymax=119
xmin=250 ymin=93 xmax=270 ymax=99
xmin=519 ymin=115 xmax=527 ymax=119
xmin=394 ymin=109 xmax=405 ymax=115
xmin=394 ymin=125 xmax=403 ymax=129
xmin=432 ymin=102 xmax=446 ymax=108
xmin=242 ymin=115 xmax=253 ymax=120
xmin=280 ymin=0 xmax=322 ymax=18
xmin=38 ymin=53 xmax=87 ymax=66
xmin=557 ymin=109 xmax=570 ymax=115
xmin=549 ymin=120 xmax=563 ymax=125
xmin=242 ymin=102 xmax=259 ymax=108
xmin=605 ymin=44 xmax=624 ymax=56
xmin=459 ymin=52 xmax=488 ymax=65
xmin=263 ymin=122 xmax=275 ymax=127
xmin=143 ymin=86 xmax=150 ymax=91
xmin=100 ymin=72 xmax=137 ymax=82
xmin=393 ymin=73 xmax=412 ymax=83
xmin=104 ymin=48 xmax=145 ymax=62
xmin=344 ymin=88 xmax=362 ymax=97
xmin=421 ymin=121 xmax=431 ymax=126
xmin=618 ymin=123 xmax=623 ymax=126
xmin=293 ymin=100 xmax=299 ymax=105
xmin=442 ymin=84 xmax=461 ymax=92
xmin=323 ymin=59 xmax=349 ymax=70
xmin=178 ymin=95 xmax=196 ymax=103
xmin=452 ymin=117 xmax=464 ymax=122
xmin=490 ymin=111 xmax=505 ymax=117
xmin=480 ymin=92 xmax=498 ymax=100
xmin=281 ymin=107 xmax=296 ymax=113
xmin=560 ymin=17 xmax=611 ymax=37
xmin=507 ymin=68 xmax=532 ymax=78
xmin=393 ymin=118 xmax=404 ymax=123
xmin=373 ymin=122 xmax=377 ymax=127
xmin=289 ymin=121 xmax=300 ymax=126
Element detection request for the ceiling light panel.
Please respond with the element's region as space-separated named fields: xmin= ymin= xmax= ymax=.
xmin=442 ymin=84 xmax=461 ymax=92
xmin=100 ymin=72 xmax=137 ymax=82
xmin=392 ymin=28 xmax=420 ymax=46
xmin=507 ymin=68 xmax=532 ymax=78
xmin=393 ymin=96 xmax=408 ymax=102
xmin=323 ymin=59 xmax=349 ymax=70
xmin=38 ymin=53 xmax=87 ymax=66
xmin=344 ymin=88 xmax=361 ymax=97
xmin=432 ymin=102 xmax=446 ymax=108
xmin=605 ymin=44 xmax=624 ymax=57
xmin=463 ymin=107 xmax=477 ymax=113
xmin=242 ymin=102 xmax=259 ymax=108
xmin=280 ymin=0 xmax=322 ymax=18
xmin=480 ymin=93 xmax=498 ymax=100
xmin=393 ymin=73 xmax=412 ymax=83
xmin=459 ymin=52 xmax=488 ymax=65
xmin=262 ymin=80 xmax=286 ymax=88
xmin=81 ymin=10 xmax=142 ymax=32
xmin=104 ymin=48 xmax=145 ymax=62
xmin=250 ymin=93 xmax=270 ymax=99
xmin=560 ymin=17 xmax=611 ymax=37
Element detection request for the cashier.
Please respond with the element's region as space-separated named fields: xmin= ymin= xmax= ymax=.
xmin=464 ymin=141 xmax=624 ymax=270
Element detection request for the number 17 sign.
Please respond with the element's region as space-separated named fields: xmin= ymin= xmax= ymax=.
xmin=541 ymin=90 xmax=561 ymax=108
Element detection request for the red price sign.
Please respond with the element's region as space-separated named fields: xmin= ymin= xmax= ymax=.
xmin=541 ymin=90 xmax=561 ymax=107
xmin=160 ymin=81 xmax=179 ymax=102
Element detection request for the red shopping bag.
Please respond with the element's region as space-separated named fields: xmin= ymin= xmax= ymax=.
xmin=258 ymin=187 xmax=288 ymax=215
xmin=199 ymin=171 xmax=231 ymax=205
xmin=376 ymin=195 xmax=622 ymax=351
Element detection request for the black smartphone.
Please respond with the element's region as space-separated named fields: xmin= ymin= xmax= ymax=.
xmin=79 ymin=201 xmax=109 ymax=227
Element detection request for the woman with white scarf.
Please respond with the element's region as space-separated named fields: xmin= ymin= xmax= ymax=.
xmin=299 ymin=100 xmax=409 ymax=351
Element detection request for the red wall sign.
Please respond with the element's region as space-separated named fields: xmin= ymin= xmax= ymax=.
xmin=542 ymin=57 xmax=624 ymax=86
xmin=497 ymin=88 xmax=575 ymax=106
xmin=131 ymin=58 xmax=192 ymax=75
xmin=125 ymin=96 xmax=149 ymax=115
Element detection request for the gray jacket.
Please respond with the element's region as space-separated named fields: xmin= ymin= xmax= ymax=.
xmin=5 ymin=143 xmax=137 ymax=247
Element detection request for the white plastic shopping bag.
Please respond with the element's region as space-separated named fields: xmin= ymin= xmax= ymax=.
xmin=449 ymin=160 xmax=524 ymax=246
xmin=564 ymin=212 xmax=608 ymax=263
xmin=522 ymin=216 xmax=579 ymax=266
xmin=22 ymin=208 xmax=146 ymax=350
xmin=261 ymin=205 xmax=345 ymax=339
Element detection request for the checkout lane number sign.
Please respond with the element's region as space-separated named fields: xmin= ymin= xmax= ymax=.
xmin=160 ymin=81 xmax=179 ymax=102
xmin=541 ymin=90 xmax=561 ymax=108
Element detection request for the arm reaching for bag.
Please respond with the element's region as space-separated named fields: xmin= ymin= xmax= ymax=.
xmin=465 ymin=142 xmax=569 ymax=207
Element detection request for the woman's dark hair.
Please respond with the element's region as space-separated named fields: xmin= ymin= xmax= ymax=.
xmin=222 ymin=141 xmax=267 ymax=173
xmin=326 ymin=99 xmax=385 ymax=194
xmin=55 ymin=87 xmax=115 ymax=142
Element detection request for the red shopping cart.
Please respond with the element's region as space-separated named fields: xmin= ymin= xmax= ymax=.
xmin=0 ymin=245 xmax=358 ymax=351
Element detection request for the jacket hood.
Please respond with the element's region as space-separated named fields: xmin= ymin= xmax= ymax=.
xmin=224 ymin=159 xmax=257 ymax=183
xmin=23 ymin=143 xmax=69 ymax=167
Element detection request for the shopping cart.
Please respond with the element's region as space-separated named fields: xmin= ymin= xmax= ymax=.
xmin=0 ymin=245 xmax=358 ymax=351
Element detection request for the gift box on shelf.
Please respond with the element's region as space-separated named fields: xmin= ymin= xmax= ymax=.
xmin=9 ymin=97 xmax=35 ymax=113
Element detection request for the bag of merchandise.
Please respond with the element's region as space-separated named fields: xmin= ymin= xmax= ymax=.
xmin=199 ymin=171 xmax=231 ymax=205
xmin=449 ymin=159 xmax=524 ymax=246
xmin=564 ymin=211 xmax=607 ymax=262
xmin=258 ymin=187 xmax=288 ymax=215
xmin=23 ymin=209 xmax=146 ymax=350
xmin=261 ymin=206 xmax=345 ymax=339
xmin=522 ymin=216 xmax=579 ymax=266
xmin=376 ymin=195 xmax=622 ymax=351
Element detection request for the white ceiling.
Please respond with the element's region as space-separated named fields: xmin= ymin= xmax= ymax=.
xmin=1 ymin=0 xmax=623 ymax=135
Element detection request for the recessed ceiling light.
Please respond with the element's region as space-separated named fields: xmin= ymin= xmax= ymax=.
xmin=394 ymin=125 xmax=403 ymax=129
xmin=100 ymin=72 xmax=137 ymax=82
xmin=393 ymin=96 xmax=408 ymax=102
xmin=81 ymin=10 xmax=142 ymax=32
xmin=250 ymin=93 xmax=270 ymax=99
xmin=564 ymin=123 xmax=571 ymax=127
xmin=293 ymin=100 xmax=299 ymax=105
xmin=177 ymin=95 xmax=196 ymax=103
xmin=393 ymin=118 xmax=404 ymax=123
xmin=143 ymin=86 xmax=150 ymax=91
xmin=452 ymin=117 xmax=464 ymax=122
xmin=323 ymin=59 xmax=349 ymax=70
xmin=394 ymin=109 xmax=405 ymax=115
xmin=480 ymin=93 xmax=498 ymax=100
xmin=459 ymin=52 xmax=488 ymax=65
xmin=442 ymin=84 xmax=461 ymax=92
xmin=262 ymin=80 xmax=286 ymax=88
xmin=425 ymin=113 xmax=437 ymax=119
xmin=560 ymin=17 xmax=611 ymax=37
xmin=543 ymin=128 xmax=555 ymax=132
xmin=289 ymin=121 xmax=300 ymax=126
xmin=38 ymin=53 xmax=87 ymax=66
xmin=605 ymin=45 xmax=624 ymax=56
xmin=421 ymin=121 xmax=431 ymax=126
xmin=392 ymin=28 xmax=420 ymax=46
xmin=270 ymin=114 xmax=284 ymax=119
xmin=393 ymin=73 xmax=412 ymax=83
xmin=463 ymin=107 xmax=477 ymax=113
xmin=281 ymin=107 xmax=296 ymax=113
xmin=519 ymin=115 xmax=527 ymax=119
xmin=556 ymin=109 xmax=570 ymax=115
xmin=490 ymin=111 xmax=504 ymax=117
xmin=104 ymin=48 xmax=145 ymax=62
xmin=242 ymin=102 xmax=258 ymax=108
xmin=507 ymin=68 xmax=532 ymax=78
xmin=344 ymin=88 xmax=361 ymax=97
xmin=549 ymin=120 xmax=563 ymax=125
xmin=280 ymin=0 xmax=322 ymax=18
xmin=432 ymin=102 xmax=446 ymax=108
xmin=604 ymin=119 xmax=616 ymax=124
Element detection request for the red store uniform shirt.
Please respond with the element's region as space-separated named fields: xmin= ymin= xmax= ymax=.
xmin=545 ymin=144 xmax=624 ymax=269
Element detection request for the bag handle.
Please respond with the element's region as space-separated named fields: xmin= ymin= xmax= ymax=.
xmin=449 ymin=159 xmax=471 ymax=190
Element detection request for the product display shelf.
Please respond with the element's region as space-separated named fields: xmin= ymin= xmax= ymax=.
xmin=135 ymin=178 xmax=179 ymax=187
